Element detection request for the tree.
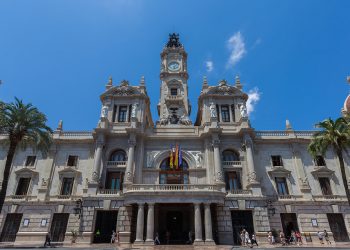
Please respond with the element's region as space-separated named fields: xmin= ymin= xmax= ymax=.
xmin=308 ymin=117 xmax=350 ymax=206
xmin=0 ymin=98 xmax=52 ymax=212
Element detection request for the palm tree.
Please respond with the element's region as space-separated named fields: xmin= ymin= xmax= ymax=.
xmin=0 ymin=98 xmax=52 ymax=212
xmin=308 ymin=117 xmax=350 ymax=206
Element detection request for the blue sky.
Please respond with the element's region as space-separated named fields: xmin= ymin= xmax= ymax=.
xmin=0 ymin=0 xmax=349 ymax=131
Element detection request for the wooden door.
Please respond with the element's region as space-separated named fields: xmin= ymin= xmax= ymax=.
xmin=50 ymin=213 xmax=69 ymax=242
xmin=0 ymin=213 xmax=22 ymax=242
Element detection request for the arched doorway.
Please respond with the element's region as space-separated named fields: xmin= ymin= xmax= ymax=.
xmin=159 ymin=157 xmax=189 ymax=184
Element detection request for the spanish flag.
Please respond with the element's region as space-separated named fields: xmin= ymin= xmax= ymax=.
xmin=174 ymin=144 xmax=179 ymax=169
xmin=170 ymin=146 xmax=174 ymax=169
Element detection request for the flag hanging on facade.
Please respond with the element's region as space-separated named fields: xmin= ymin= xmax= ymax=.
xmin=179 ymin=145 xmax=182 ymax=167
xmin=169 ymin=145 xmax=174 ymax=169
xmin=174 ymin=144 xmax=179 ymax=169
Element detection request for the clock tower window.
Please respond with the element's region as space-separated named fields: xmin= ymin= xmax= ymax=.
xmin=118 ymin=106 xmax=128 ymax=122
xmin=170 ymin=88 xmax=178 ymax=96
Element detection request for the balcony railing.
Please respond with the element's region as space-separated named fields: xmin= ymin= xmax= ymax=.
xmin=166 ymin=95 xmax=183 ymax=101
xmin=222 ymin=161 xmax=244 ymax=167
xmin=226 ymin=189 xmax=252 ymax=195
xmin=11 ymin=195 xmax=28 ymax=200
xmin=107 ymin=161 xmax=127 ymax=167
xmin=98 ymin=189 xmax=123 ymax=195
xmin=313 ymin=194 xmax=339 ymax=200
xmin=56 ymin=195 xmax=71 ymax=200
xmin=125 ymin=184 xmax=222 ymax=192
xmin=278 ymin=194 xmax=293 ymax=200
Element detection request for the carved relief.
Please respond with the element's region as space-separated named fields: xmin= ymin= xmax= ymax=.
xmin=188 ymin=151 xmax=202 ymax=167
xmin=146 ymin=151 xmax=161 ymax=168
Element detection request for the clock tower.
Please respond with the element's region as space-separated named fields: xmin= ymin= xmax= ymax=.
xmin=157 ymin=33 xmax=192 ymax=125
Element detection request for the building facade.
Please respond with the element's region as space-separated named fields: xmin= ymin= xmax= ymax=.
xmin=0 ymin=34 xmax=350 ymax=246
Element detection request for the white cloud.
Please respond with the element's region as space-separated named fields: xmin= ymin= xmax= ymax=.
xmin=246 ymin=87 xmax=261 ymax=115
xmin=226 ymin=31 xmax=246 ymax=68
xmin=205 ymin=60 xmax=214 ymax=72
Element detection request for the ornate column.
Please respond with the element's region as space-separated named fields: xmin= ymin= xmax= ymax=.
xmin=145 ymin=203 xmax=155 ymax=244
xmin=204 ymin=203 xmax=214 ymax=244
xmin=135 ymin=203 xmax=145 ymax=244
xmin=92 ymin=139 xmax=104 ymax=183
xmin=244 ymin=134 xmax=260 ymax=188
xmin=212 ymin=138 xmax=224 ymax=184
xmin=124 ymin=134 xmax=136 ymax=185
xmin=194 ymin=203 xmax=203 ymax=244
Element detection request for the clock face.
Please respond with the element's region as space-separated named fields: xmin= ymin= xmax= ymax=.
xmin=168 ymin=61 xmax=180 ymax=71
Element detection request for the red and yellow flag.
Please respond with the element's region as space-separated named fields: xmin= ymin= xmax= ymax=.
xmin=169 ymin=146 xmax=174 ymax=169
xmin=174 ymin=144 xmax=179 ymax=169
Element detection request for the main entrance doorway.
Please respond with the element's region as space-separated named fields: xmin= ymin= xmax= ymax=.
xmin=231 ymin=210 xmax=254 ymax=245
xmin=280 ymin=213 xmax=299 ymax=238
xmin=93 ymin=210 xmax=118 ymax=243
xmin=327 ymin=213 xmax=349 ymax=242
xmin=156 ymin=204 xmax=193 ymax=244
xmin=50 ymin=213 xmax=69 ymax=242
xmin=0 ymin=213 xmax=22 ymax=242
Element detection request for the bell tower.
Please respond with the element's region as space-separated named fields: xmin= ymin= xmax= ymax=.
xmin=157 ymin=33 xmax=192 ymax=125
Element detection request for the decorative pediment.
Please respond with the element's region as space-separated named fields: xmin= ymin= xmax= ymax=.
xmin=58 ymin=167 xmax=82 ymax=176
xmin=311 ymin=166 xmax=334 ymax=177
xmin=100 ymin=81 xmax=144 ymax=100
xmin=268 ymin=167 xmax=291 ymax=177
xmin=205 ymin=80 xmax=245 ymax=97
xmin=15 ymin=167 xmax=39 ymax=176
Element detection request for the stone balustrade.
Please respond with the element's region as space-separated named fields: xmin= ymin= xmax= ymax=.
xmin=106 ymin=161 xmax=127 ymax=167
xmin=222 ymin=161 xmax=245 ymax=168
xmin=313 ymin=194 xmax=340 ymax=200
xmin=98 ymin=189 xmax=123 ymax=195
xmin=125 ymin=184 xmax=222 ymax=192
xmin=226 ymin=189 xmax=252 ymax=195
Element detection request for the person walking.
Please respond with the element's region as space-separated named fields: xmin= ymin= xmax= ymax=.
xmin=279 ymin=231 xmax=286 ymax=246
xmin=240 ymin=230 xmax=245 ymax=246
xmin=154 ymin=232 xmax=160 ymax=245
xmin=324 ymin=230 xmax=331 ymax=244
xmin=186 ymin=231 xmax=192 ymax=244
xmin=295 ymin=231 xmax=302 ymax=245
xmin=317 ymin=231 xmax=324 ymax=244
xmin=267 ymin=231 xmax=274 ymax=245
xmin=44 ymin=232 xmax=51 ymax=247
xmin=250 ymin=232 xmax=258 ymax=248
xmin=244 ymin=230 xmax=250 ymax=246
xmin=110 ymin=230 xmax=116 ymax=243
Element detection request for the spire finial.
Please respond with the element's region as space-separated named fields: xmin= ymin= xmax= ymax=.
xmin=286 ymin=119 xmax=293 ymax=131
xmin=347 ymin=76 xmax=350 ymax=84
xmin=106 ymin=76 xmax=113 ymax=89
xmin=235 ymin=75 xmax=242 ymax=90
xmin=57 ymin=120 xmax=63 ymax=131
xmin=140 ymin=76 xmax=145 ymax=86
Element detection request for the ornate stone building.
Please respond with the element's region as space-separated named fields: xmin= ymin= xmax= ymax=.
xmin=0 ymin=34 xmax=349 ymax=246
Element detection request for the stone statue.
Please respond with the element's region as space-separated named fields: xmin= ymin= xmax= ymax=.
xmin=131 ymin=103 xmax=138 ymax=118
xmin=240 ymin=104 xmax=248 ymax=118
xmin=160 ymin=117 xmax=168 ymax=125
xmin=179 ymin=115 xmax=192 ymax=125
xmin=100 ymin=105 xmax=108 ymax=118
xmin=210 ymin=103 xmax=217 ymax=118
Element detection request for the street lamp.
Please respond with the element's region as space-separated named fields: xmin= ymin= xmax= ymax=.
xmin=73 ymin=199 xmax=82 ymax=219
xmin=266 ymin=200 xmax=276 ymax=217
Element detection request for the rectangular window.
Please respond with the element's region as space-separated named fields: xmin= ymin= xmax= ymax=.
xmin=315 ymin=155 xmax=326 ymax=166
xmin=118 ymin=106 xmax=128 ymax=122
xmin=67 ymin=155 xmax=78 ymax=167
xmin=106 ymin=172 xmax=124 ymax=191
xmin=221 ymin=105 xmax=230 ymax=122
xmin=61 ymin=177 xmax=74 ymax=195
xmin=225 ymin=171 xmax=242 ymax=191
xmin=15 ymin=178 xmax=31 ymax=195
xmin=275 ymin=177 xmax=289 ymax=195
xmin=112 ymin=105 xmax=117 ymax=122
xmin=170 ymin=88 xmax=178 ymax=96
xmin=25 ymin=156 xmax=36 ymax=167
xmin=319 ymin=177 xmax=332 ymax=195
xmin=231 ymin=104 xmax=235 ymax=122
xmin=271 ymin=155 xmax=283 ymax=166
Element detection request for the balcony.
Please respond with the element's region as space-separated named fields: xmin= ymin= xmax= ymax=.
xmin=126 ymin=184 xmax=221 ymax=192
xmin=98 ymin=189 xmax=123 ymax=196
xmin=222 ymin=161 xmax=245 ymax=168
xmin=107 ymin=161 xmax=127 ymax=167
xmin=226 ymin=189 xmax=252 ymax=196
xmin=313 ymin=194 xmax=342 ymax=201
xmin=165 ymin=95 xmax=184 ymax=103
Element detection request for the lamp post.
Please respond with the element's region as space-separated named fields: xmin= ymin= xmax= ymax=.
xmin=73 ymin=199 xmax=82 ymax=219
xmin=267 ymin=199 xmax=276 ymax=217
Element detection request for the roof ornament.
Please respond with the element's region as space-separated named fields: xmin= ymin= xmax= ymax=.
xmin=219 ymin=79 xmax=227 ymax=86
xmin=106 ymin=76 xmax=113 ymax=89
xmin=56 ymin=120 xmax=63 ymax=131
xmin=140 ymin=76 xmax=145 ymax=86
xmin=120 ymin=80 xmax=129 ymax=87
xmin=166 ymin=33 xmax=183 ymax=48
xmin=286 ymin=119 xmax=293 ymax=131
xmin=235 ymin=75 xmax=242 ymax=90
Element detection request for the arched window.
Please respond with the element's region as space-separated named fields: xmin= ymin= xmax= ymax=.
xmin=109 ymin=150 xmax=127 ymax=162
xmin=222 ymin=150 xmax=239 ymax=161
xmin=159 ymin=157 xmax=189 ymax=184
